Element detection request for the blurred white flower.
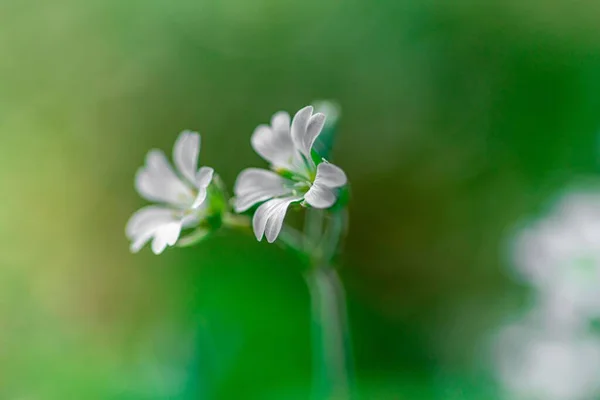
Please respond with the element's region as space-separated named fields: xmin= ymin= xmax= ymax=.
xmin=126 ymin=131 xmax=214 ymax=254
xmin=512 ymin=191 xmax=600 ymax=322
xmin=493 ymin=320 xmax=600 ymax=400
xmin=313 ymin=100 xmax=341 ymax=130
xmin=234 ymin=106 xmax=347 ymax=243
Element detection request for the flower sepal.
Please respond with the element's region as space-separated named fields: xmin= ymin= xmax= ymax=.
xmin=175 ymin=210 xmax=224 ymax=248
xmin=273 ymin=167 xmax=303 ymax=181
xmin=328 ymin=184 xmax=350 ymax=212
xmin=176 ymin=227 xmax=210 ymax=248
xmin=310 ymin=151 xmax=325 ymax=170
xmin=205 ymin=174 xmax=229 ymax=216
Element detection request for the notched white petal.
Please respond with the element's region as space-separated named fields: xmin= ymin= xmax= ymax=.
xmin=314 ymin=162 xmax=347 ymax=188
xmin=290 ymin=106 xmax=313 ymax=157
xmin=234 ymin=189 xmax=291 ymax=213
xmin=250 ymin=125 xmax=273 ymax=159
xmin=150 ymin=222 xmax=182 ymax=254
xmin=270 ymin=111 xmax=291 ymax=136
xmin=195 ymin=166 xmax=214 ymax=188
xmin=264 ymin=198 xmax=300 ymax=243
xmin=173 ymin=131 xmax=200 ymax=184
xmin=126 ymin=206 xmax=175 ymax=239
xmin=291 ymin=106 xmax=326 ymax=160
xmin=130 ymin=231 xmax=154 ymax=253
xmin=251 ymin=118 xmax=295 ymax=168
xmin=192 ymin=167 xmax=214 ymax=207
xmin=304 ymin=184 xmax=337 ymax=209
xmin=252 ymin=197 xmax=301 ymax=242
xmin=252 ymin=199 xmax=281 ymax=241
xmin=234 ymin=168 xmax=286 ymax=195
xmin=135 ymin=150 xmax=194 ymax=207
xmin=305 ymin=113 xmax=326 ymax=155
xmin=192 ymin=187 xmax=208 ymax=209
xmin=233 ymin=168 xmax=293 ymax=212
xmin=126 ymin=207 xmax=182 ymax=254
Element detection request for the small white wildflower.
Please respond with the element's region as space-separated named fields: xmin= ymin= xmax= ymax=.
xmin=512 ymin=190 xmax=600 ymax=322
xmin=493 ymin=319 xmax=600 ymax=400
xmin=126 ymin=131 xmax=214 ymax=254
xmin=233 ymin=106 xmax=347 ymax=243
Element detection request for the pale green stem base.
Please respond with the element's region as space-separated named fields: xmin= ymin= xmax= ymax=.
xmin=304 ymin=208 xmax=354 ymax=400
xmin=223 ymin=208 xmax=355 ymax=399
xmin=305 ymin=267 xmax=354 ymax=400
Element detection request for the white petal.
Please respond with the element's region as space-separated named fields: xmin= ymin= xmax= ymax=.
xmin=135 ymin=150 xmax=194 ymax=207
xmin=313 ymin=162 xmax=347 ymax=188
xmin=150 ymin=222 xmax=182 ymax=254
xmin=191 ymin=167 xmax=214 ymax=209
xmin=252 ymin=197 xmax=301 ymax=242
xmin=125 ymin=206 xmax=176 ymax=239
xmin=264 ymin=198 xmax=300 ymax=243
xmin=130 ymin=230 xmax=155 ymax=253
xmin=233 ymin=168 xmax=293 ymax=212
xmin=181 ymin=213 xmax=201 ymax=229
xmin=290 ymin=106 xmax=312 ymax=158
xmin=252 ymin=198 xmax=281 ymax=241
xmin=305 ymin=113 xmax=326 ymax=153
xmin=234 ymin=168 xmax=287 ymax=195
xmin=304 ymin=184 xmax=337 ymax=209
xmin=173 ymin=131 xmax=200 ymax=184
xmin=291 ymin=106 xmax=326 ymax=160
xmin=126 ymin=207 xmax=183 ymax=254
xmin=251 ymin=114 xmax=295 ymax=169
xmin=271 ymin=111 xmax=291 ymax=138
xmin=234 ymin=189 xmax=290 ymax=213
xmin=191 ymin=187 xmax=207 ymax=209
xmin=195 ymin=166 xmax=214 ymax=188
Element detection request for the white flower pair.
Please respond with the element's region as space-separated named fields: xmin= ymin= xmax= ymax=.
xmin=126 ymin=105 xmax=347 ymax=254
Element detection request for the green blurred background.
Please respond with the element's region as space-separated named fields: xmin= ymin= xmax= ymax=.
xmin=2 ymin=0 xmax=600 ymax=398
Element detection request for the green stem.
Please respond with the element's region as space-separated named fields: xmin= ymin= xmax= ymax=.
xmin=304 ymin=208 xmax=354 ymax=400
xmin=320 ymin=209 xmax=348 ymax=264
xmin=305 ymin=208 xmax=324 ymax=253
xmin=222 ymin=212 xmax=251 ymax=231
xmin=228 ymin=206 xmax=356 ymax=399
xmin=277 ymin=225 xmax=305 ymax=252
xmin=305 ymin=267 xmax=354 ymax=400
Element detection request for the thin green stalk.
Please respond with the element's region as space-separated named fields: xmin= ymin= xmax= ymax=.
xmin=305 ymin=208 xmax=324 ymax=254
xmin=304 ymin=208 xmax=354 ymax=400
xmin=222 ymin=213 xmax=251 ymax=231
xmin=320 ymin=209 xmax=348 ymax=265
xmin=277 ymin=225 xmax=305 ymax=252
xmin=227 ymin=207 xmax=356 ymax=399
xmin=305 ymin=267 xmax=354 ymax=400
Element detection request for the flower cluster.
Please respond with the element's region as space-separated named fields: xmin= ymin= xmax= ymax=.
xmin=492 ymin=190 xmax=600 ymax=400
xmin=126 ymin=105 xmax=348 ymax=254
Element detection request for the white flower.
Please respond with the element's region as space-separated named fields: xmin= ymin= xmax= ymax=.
xmin=126 ymin=131 xmax=214 ymax=254
xmin=493 ymin=319 xmax=600 ymax=400
xmin=512 ymin=190 xmax=600 ymax=322
xmin=233 ymin=106 xmax=347 ymax=243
